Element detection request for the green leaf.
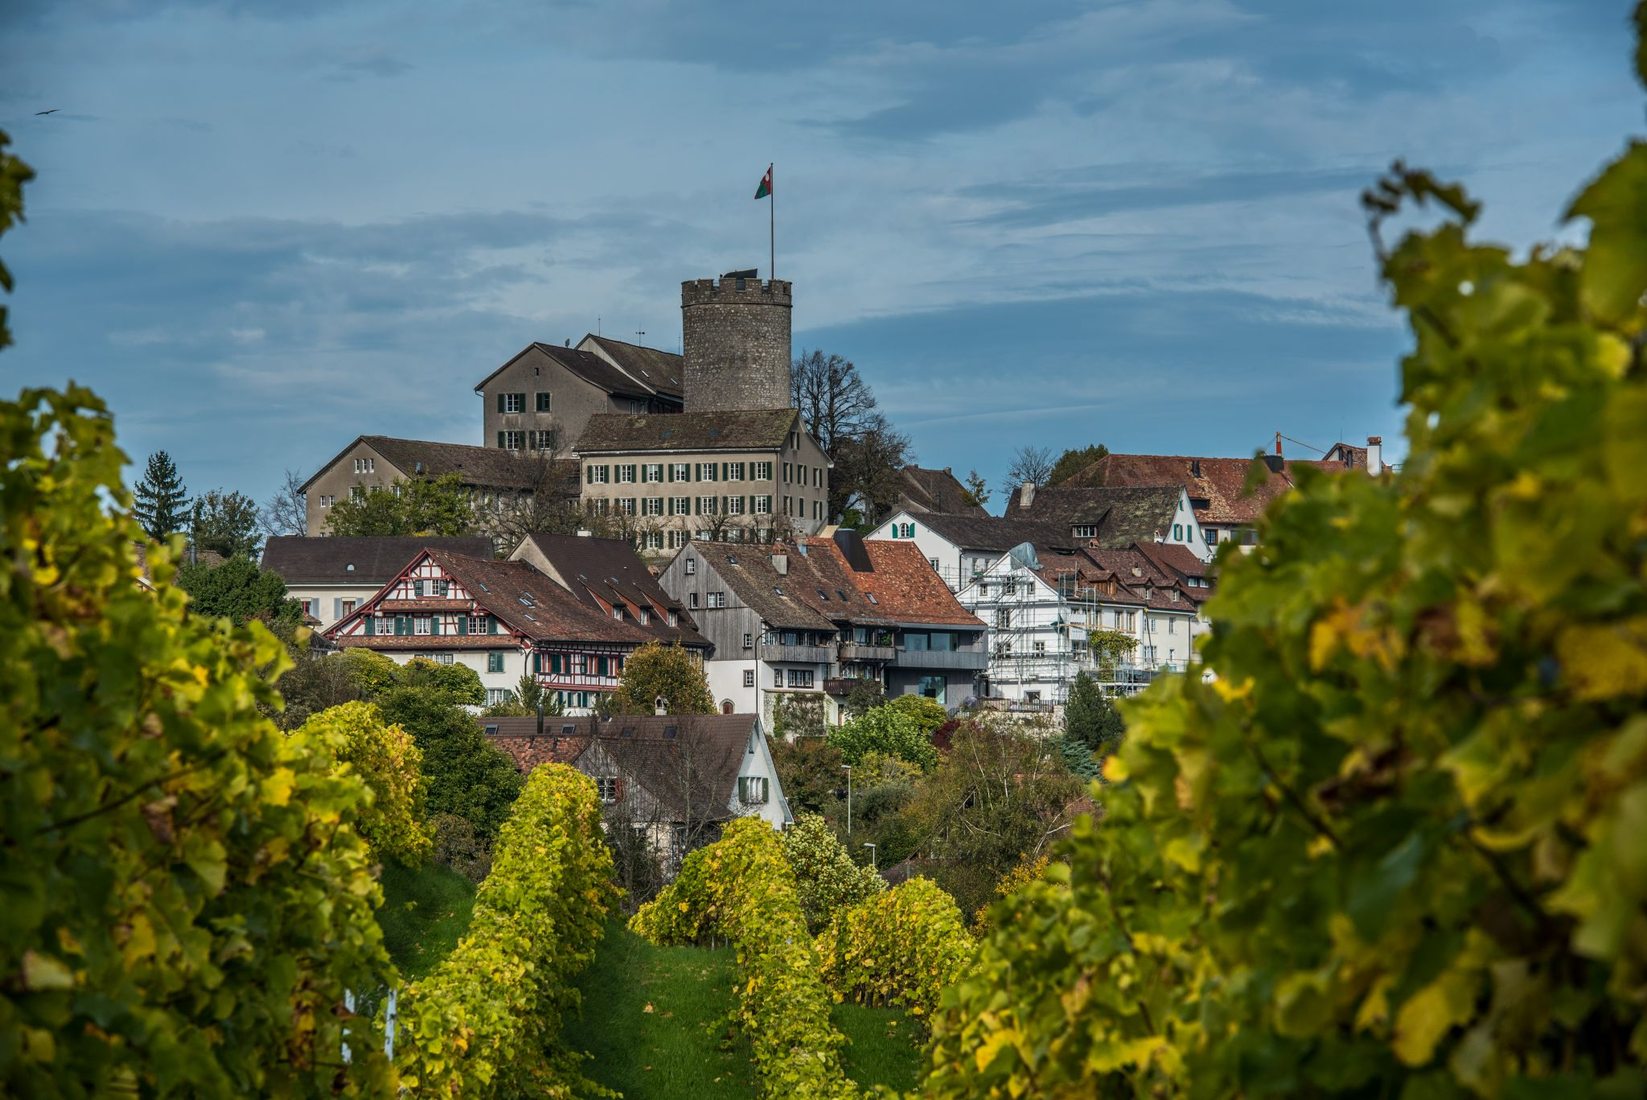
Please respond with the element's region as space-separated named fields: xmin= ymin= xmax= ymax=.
xmin=1567 ymin=142 xmax=1647 ymax=324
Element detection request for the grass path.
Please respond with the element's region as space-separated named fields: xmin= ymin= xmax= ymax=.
xmin=375 ymin=860 xmax=477 ymax=979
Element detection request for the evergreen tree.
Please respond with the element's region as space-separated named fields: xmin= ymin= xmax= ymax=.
xmin=1062 ymin=670 xmax=1124 ymax=760
xmin=132 ymin=450 xmax=189 ymax=539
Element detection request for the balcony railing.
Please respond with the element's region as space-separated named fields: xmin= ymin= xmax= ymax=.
xmin=838 ymin=641 xmax=896 ymax=662
xmin=760 ymin=643 xmax=835 ymax=664
xmin=891 ymin=648 xmax=989 ymax=671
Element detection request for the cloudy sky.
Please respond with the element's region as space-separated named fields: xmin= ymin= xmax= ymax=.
xmin=1 ymin=0 xmax=1638 ymax=511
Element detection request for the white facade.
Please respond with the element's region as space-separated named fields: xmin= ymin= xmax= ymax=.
xmin=867 ymin=511 xmax=1002 ymax=592
xmin=287 ymin=582 xmax=380 ymax=633
xmin=731 ymin=722 xmax=793 ymax=828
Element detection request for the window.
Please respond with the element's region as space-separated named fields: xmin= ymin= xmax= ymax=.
xmin=340 ymin=599 xmax=356 ymax=616
xmin=897 ymin=522 xmax=915 ymax=538
xmin=485 ymin=687 xmax=511 ymax=706
xmin=724 ymin=462 xmax=745 ymax=481
xmin=642 ymin=463 xmax=663 ymax=483
xmin=642 ymin=530 xmax=664 ymax=550
xmin=488 ymin=652 xmax=505 ymax=673
xmin=706 ymin=591 xmax=726 ymax=609
xmin=995 ymin=608 xmax=1011 ymax=629
xmin=726 ymin=496 xmax=745 ymax=515
xmin=689 ymin=592 xmax=699 ymax=609
xmin=586 ymin=464 xmax=610 ymax=484
xmin=696 ymin=462 xmax=718 ymax=482
xmin=414 ymin=615 xmax=431 ymax=635
xmin=618 ymin=498 xmax=637 ymax=515
xmin=743 ymin=669 xmax=755 ymax=687
xmin=787 ymin=669 xmax=814 ymax=688
xmin=737 ymin=776 xmax=770 ymax=805
xmin=930 ymin=558 xmax=940 ymax=571
xmin=318 ymin=494 xmax=335 ymax=507
xmin=595 ymin=776 xmax=620 ymax=803
xmin=753 ymin=495 xmax=773 ymax=514
xmin=642 ymin=496 xmax=663 ymax=516
xmin=536 ymin=391 xmax=552 ymax=412
xmin=697 ymin=496 xmax=718 ymax=515
xmin=753 ymin=461 xmax=773 ymax=480
xmin=684 ymin=557 xmax=697 ymax=575
xmin=501 ymin=392 xmax=525 ymax=413
xmin=667 ymin=530 xmax=687 ymax=549
xmin=617 ymin=464 xmax=637 ymax=483
xmin=1033 ymin=640 xmax=1047 ymax=654
xmin=669 ymin=496 xmax=691 ymax=515
xmin=814 ymin=467 xmax=823 ymax=488
xmin=773 ymin=668 xmax=784 ymax=688
xmin=1026 ymin=690 xmax=1042 ymax=705
xmin=1206 ymin=528 xmax=1220 ymax=545
xmin=350 ymin=485 xmax=365 ymax=500
xmin=529 ymin=429 xmax=557 ymax=450
xmin=1073 ymin=524 xmax=1098 ymax=539
xmin=433 ymin=653 xmax=455 ymax=665
xmin=353 ymin=457 xmax=375 ymax=474
xmin=743 ymin=632 xmax=754 ymax=649
xmin=1173 ymin=523 xmax=1184 ymax=540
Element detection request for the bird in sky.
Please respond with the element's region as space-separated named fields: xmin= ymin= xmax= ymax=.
xmin=35 ymin=109 xmax=58 ymax=115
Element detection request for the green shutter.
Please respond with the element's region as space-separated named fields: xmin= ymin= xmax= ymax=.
xmin=364 ymin=616 xmax=375 ymax=636
xmin=488 ymin=616 xmax=497 ymax=635
xmin=496 ymin=393 xmax=504 ymax=412
xmin=456 ymin=614 xmax=468 ymax=635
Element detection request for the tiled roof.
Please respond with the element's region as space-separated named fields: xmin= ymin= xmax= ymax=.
xmin=301 ymin=435 xmax=554 ymax=493
xmin=896 ymin=466 xmax=985 ymax=516
xmin=1033 ymin=546 xmax=1202 ymax=612
xmin=581 ymin=335 xmax=685 ymax=399
xmin=802 ymin=536 xmax=985 ymax=628
xmin=261 ymin=536 xmax=493 ymax=585
xmin=1006 ymin=484 xmax=1184 ymax=547
xmin=577 ymin=714 xmax=759 ymax=822
xmin=1132 ymin=541 xmax=1212 ymax=585
xmin=1060 ymin=452 xmax=1305 ymax=527
xmin=513 ymin=532 xmax=707 ymax=648
xmin=685 ymin=542 xmax=842 ymax=632
xmin=899 ymin=511 xmax=1072 ymax=552
xmin=576 ymin=408 xmax=799 ymax=454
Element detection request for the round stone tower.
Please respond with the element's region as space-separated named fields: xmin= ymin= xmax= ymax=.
xmin=680 ymin=270 xmax=792 ymax=412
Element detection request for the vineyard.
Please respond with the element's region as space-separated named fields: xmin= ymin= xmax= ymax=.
xmin=6 ymin=7 xmax=1647 ymax=1097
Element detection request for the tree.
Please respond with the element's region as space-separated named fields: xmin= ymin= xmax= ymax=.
xmin=475 ymin=452 xmax=584 ymax=549
xmin=962 ymin=469 xmax=991 ymax=508
xmin=607 ymin=641 xmax=715 ymax=715
xmin=886 ymin=693 xmax=948 ymax=737
xmin=177 ymin=555 xmax=302 ymax=628
xmin=375 ymin=686 xmax=524 ymax=844
xmin=258 ymin=467 xmax=308 ymax=538
xmin=842 ymin=678 xmax=887 ymax=718
xmin=133 ymin=449 xmax=190 ymax=539
xmin=924 ymin=26 xmax=1647 ymax=1095
xmin=400 ymin=655 xmax=484 ymax=707
xmin=1087 ymin=628 xmax=1137 ymax=679
xmin=0 ymin=131 xmax=31 ymax=352
xmin=324 ymin=472 xmax=476 ymax=537
xmin=899 ymin=717 xmax=1082 ymax=916
xmin=1004 ymin=444 xmax=1054 ymax=490
xmin=1046 ymin=443 xmax=1109 ymax=486
xmin=1060 ymin=671 xmax=1123 ymax=779
xmin=1 ymin=382 xmax=395 ymax=1095
xmin=781 ymin=813 xmax=885 ymax=934
xmin=791 ymin=347 xmax=913 ymax=522
xmin=769 ymin=735 xmax=846 ymax=819
xmin=828 ymin=705 xmax=937 ymax=770
xmin=298 ymin=702 xmax=432 ymax=865
xmin=189 ymin=488 xmax=260 ymax=559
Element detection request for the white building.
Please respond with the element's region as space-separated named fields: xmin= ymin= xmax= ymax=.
xmin=1003 ymin=484 xmax=1213 ymax=564
xmin=260 ymin=535 xmax=493 ymax=632
xmin=865 ymin=511 xmax=1068 ymax=592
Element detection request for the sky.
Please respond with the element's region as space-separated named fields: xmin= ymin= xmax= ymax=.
xmin=1 ymin=0 xmax=1640 ymax=513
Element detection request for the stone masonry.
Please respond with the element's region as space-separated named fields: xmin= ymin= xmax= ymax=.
xmin=681 ymin=274 xmax=792 ymax=412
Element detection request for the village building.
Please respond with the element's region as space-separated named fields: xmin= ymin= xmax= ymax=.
xmin=324 ymin=540 xmax=708 ymax=712
xmin=474 ymin=335 xmax=684 ymax=456
xmin=1003 ymin=483 xmax=1212 ymax=563
xmin=866 ymin=510 xmax=1070 ymax=592
xmin=261 ymin=535 xmax=492 ymax=631
xmin=656 ymin=530 xmax=988 ymax=724
xmin=483 ymin=713 xmax=791 ymax=868
xmin=890 ymin=465 xmax=986 ymax=517
xmin=298 ymin=435 xmax=577 ymax=537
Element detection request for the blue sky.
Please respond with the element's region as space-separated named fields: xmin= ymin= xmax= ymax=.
xmin=1 ymin=0 xmax=1639 ymax=511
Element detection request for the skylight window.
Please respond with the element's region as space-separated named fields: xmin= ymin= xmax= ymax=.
xmin=818 ymin=588 xmax=829 ymax=601
xmin=866 ymin=593 xmax=879 ymax=604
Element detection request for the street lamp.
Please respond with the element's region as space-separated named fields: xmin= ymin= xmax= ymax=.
xmin=841 ymin=764 xmax=853 ymax=835
xmin=863 ymin=842 xmax=876 ymax=870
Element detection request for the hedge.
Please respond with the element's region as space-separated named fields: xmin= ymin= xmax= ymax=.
xmin=397 ymin=764 xmax=618 ymax=1097
xmin=631 ymin=817 xmax=858 ymax=1099
xmin=816 ymin=877 xmax=976 ymax=1022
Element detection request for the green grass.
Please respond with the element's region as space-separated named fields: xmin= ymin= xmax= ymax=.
xmin=563 ymin=920 xmax=757 ymax=1098
xmin=563 ymin=919 xmax=923 ymax=1098
xmin=375 ymin=860 xmax=477 ymax=978
xmin=834 ymin=1002 xmax=923 ymax=1093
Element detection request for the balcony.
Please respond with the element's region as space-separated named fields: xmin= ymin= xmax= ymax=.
xmin=891 ymin=648 xmax=989 ymax=671
xmin=824 ymin=677 xmax=871 ymax=696
xmin=838 ymin=641 xmax=896 ymax=662
xmin=760 ymin=643 xmax=835 ymax=664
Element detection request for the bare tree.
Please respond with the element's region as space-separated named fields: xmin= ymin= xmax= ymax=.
xmin=833 ymin=415 xmax=913 ymax=526
xmin=792 ymin=349 xmax=912 ymax=522
xmin=963 ymin=469 xmax=990 ymax=508
xmin=476 ymin=452 xmax=584 ymax=550
xmin=259 ymin=468 xmax=309 ymax=538
xmin=1006 ymin=445 xmax=1055 ymax=489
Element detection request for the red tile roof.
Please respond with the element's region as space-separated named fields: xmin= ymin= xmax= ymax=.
xmin=803 ymin=537 xmax=984 ymax=628
xmin=1062 ymin=452 xmax=1301 ymax=526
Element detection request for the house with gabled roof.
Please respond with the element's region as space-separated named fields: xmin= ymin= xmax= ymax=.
xmin=299 ymin=434 xmax=578 ymax=536
xmin=325 ymin=541 xmax=708 ymax=712
xmin=657 ymin=529 xmax=987 ymax=724
xmin=473 ymin=336 xmax=685 ymax=462
xmin=261 ymin=535 xmax=493 ymax=631
xmin=866 ymin=509 xmax=1073 ymax=592
xmin=1004 ymin=483 xmax=1211 ymax=563
xmin=893 ymin=466 xmax=986 ymax=517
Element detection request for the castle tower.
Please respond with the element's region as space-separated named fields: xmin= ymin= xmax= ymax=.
xmin=680 ymin=270 xmax=792 ymax=412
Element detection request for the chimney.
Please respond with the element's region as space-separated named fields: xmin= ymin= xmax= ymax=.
xmin=771 ymin=552 xmax=788 ymax=575
xmin=1019 ymin=481 xmax=1036 ymax=509
xmin=1274 ymin=432 xmax=1283 ymax=457
xmin=576 ymin=529 xmax=593 ymax=537
xmin=654 ymin=695 xmax=668 ymax=716
xmin=1190 ymin=459 xmax=1202 ymax=478
xmin=1366 ymin=435 xmax=1384 ymax=476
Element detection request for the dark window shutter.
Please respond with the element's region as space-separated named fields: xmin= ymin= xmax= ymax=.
xmin=614 ymin=777 xmax=625 ymax=801
xmin=364 ymin=616 xmax=375 ymax=636
xmin=496 ymin=393 xmax=504 ymax=413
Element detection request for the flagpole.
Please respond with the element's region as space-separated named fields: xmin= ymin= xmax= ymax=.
xmin=769 ymin=163 xmax=775 ymax=282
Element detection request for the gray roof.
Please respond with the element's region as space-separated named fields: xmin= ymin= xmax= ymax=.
xmin=576 ymin=408 xmax=800 ymax=454
xmin=581 ymin=335 xmax=685 ymax=399
xmin=1005 ymin=485 xmax=1184 ymax=547
xmin=300 ymin=434 xmax=555 ymax=493
xmin=472 ymin=339 xmax=684 ymax=403
xmin=261 ymin=536 xmax=493 ymax=585
xmin=896 ymin=467 xmax=985 ymax=516
xmin=686 ymin=541 xmax=839 ymax=632
xmin=899 ymin=512 xmax=1072 ymax=553
xmin=576 ymin=714 xmax=759 ymax=822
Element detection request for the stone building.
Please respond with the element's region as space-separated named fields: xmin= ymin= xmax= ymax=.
xmin=680 ymin=272 xmax=791 ymax=412
xmin=474 ymin=336 xmax=684 ymax=455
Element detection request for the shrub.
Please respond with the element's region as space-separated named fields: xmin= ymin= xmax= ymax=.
xmin=885 ymin=693 xmax=947 ymax=737
xmin=398 ymin=765 xmax=618 ymax=1097
xmin=608 ymin=640 xmax=715 ymax=715
xmin=631 ymin=818 xmax=857 ymax=1099
xmin=0 ymin=385 xmax=393 ymax=1096
xmin=829 ymin=706 xmax=937 ymax=771
xmin=971 ymin=853 xmax=1055 ymax=934
xmin=816 ymin=878 xmax=975 ymax=1021
xmin=400 ymin=655 xmax=484 ymax=707
xmin=782 ymin=813 xmax=885 ymax=934
xmin=375 ymin=687 xmax=523 ymax=843
xmin=922 ymin=42 xmax=1647 ymax=1097
xmin=297 ymin=701 xmax=432 ymax=864
xmin=428 ymin=812 xmax=492 ymax=883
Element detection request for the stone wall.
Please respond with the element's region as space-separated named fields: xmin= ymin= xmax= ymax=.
xmin=680 ymin=275 xmax=792 ymax=412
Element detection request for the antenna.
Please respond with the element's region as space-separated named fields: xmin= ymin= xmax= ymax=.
xmin=635 ymin=329 xmax=646 ymax=342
